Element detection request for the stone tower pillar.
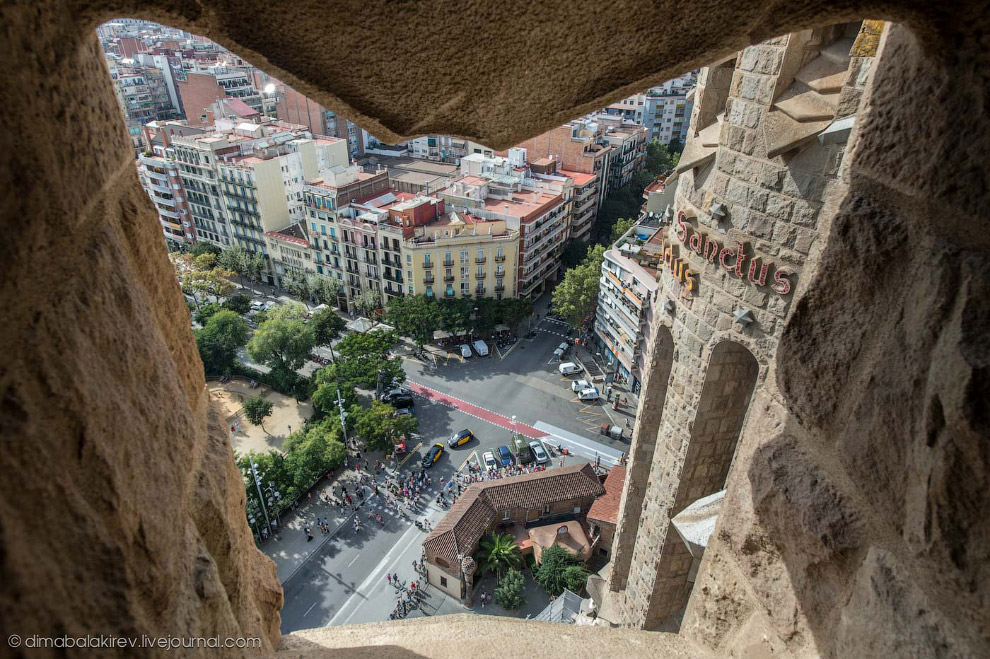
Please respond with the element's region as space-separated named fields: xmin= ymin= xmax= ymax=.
xmin=611 ymin=22 xmax=881 ymax=629
xmin=461 ymin=556 xmax=478 ymax=607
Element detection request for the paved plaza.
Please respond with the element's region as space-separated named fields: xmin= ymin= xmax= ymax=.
xmin=209 ymin=379 xmax=313 ymax=456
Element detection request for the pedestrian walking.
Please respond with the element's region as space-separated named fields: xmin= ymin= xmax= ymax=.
xmin=387 ymin=573 xmax=392 ymax=585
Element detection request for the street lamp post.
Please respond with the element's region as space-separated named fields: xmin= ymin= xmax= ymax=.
xmin=248 ymin=454 xmax=273 ymax=538
xmin=337 ymin=387 xmax=349 ymax=446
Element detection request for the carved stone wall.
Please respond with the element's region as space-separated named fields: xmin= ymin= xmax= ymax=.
xmin=0 ymin=1 xmax=987 ymax=657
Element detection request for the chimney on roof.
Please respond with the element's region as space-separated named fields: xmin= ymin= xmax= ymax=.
xmin=504 ymin=204 xmax=509 ymax=213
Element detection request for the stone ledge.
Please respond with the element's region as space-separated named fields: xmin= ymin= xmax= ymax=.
xmin=277 ymin=615 xmax=710 ymax=658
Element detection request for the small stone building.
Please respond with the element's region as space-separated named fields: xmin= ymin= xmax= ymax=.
xmin=422 ymin=464 xmax=605 ymax=599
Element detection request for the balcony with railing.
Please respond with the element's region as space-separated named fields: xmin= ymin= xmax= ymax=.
xmin=475 ymin=271 xmax=486 ymax=279
xmin=494 ymin=282 xmax=505 ymax=292
xmin=475 ymin=255 xmax=486 ymax=264
xmin=495 ymin=253 xmax=506 ymax=262
xmin=444 ymin=289 xmax=456 ymax=298
xmin=444 ymin=274 xmax=455 ymax=283
xmin=443 ymin=259 xmax=454 ymax=267
xmin=423 ymin=260 xmax=434 ymax=269
xmin=475 ymin=286 xmax=486 ymax=296
xmin=423 ymin=275 xmax=435 ymax=284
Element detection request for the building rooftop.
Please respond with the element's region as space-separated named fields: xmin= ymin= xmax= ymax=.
xmin=264 ymin=223 xmax=308 ymax=247
xmin=558 ymin=169 xmax=597 ymax=186
xmin=587 ymin=465 xmax=626 ymax=526
xmin=482 ymin=190 xmax=563 ymax=222
xmin=423 ymin=464 xmax=605 ymax=564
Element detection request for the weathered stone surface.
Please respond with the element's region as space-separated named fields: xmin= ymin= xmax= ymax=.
xmin=2 ymin=1 xmax=989 ymax=657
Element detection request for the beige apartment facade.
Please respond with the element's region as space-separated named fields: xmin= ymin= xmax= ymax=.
xmin=402 ymin=212 xmax=518 ymax=300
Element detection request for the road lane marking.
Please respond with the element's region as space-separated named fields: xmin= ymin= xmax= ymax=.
xmin=304 ymin=602 xmax=318 ymax=616
xmin=458 ymin=450 xmax=477 ymax=472
xmin=499 ymin=340 xmax=520 ymax=360
xmin=326 ymin=520 xmax=426 ymax=627
xmin=399 ymin=441 xmax=422 ymax=466
xmin=347 ymin=554 xmax=361 ymax=567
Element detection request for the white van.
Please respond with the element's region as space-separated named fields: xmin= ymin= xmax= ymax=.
xmin=472 ymin=340 xmax=489 ymax=357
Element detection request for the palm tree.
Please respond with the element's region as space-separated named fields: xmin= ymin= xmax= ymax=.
xmin=476 ymin=532 xmax=522 ymax=582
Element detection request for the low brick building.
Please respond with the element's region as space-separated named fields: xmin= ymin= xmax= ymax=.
xmin=422 ymin=464 xmax=605 ymax=599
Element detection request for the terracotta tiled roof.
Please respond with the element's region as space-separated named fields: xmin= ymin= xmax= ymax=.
xmin=587 ymin=465 xmax=626 ymax=526
xmin=423 ymin=463 xmax=605 ymax=564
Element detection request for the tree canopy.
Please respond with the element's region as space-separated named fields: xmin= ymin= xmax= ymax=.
xmin=351 ymin=400 xmax=418 ymax=452
xmin=243 ymin=396 xmax=274 ymax=427
xmin=477 ymin=531 xmax=522 ymax=581
xmin=311 ymin=308 xmax=346 ymax=348
xmin=194 ymin=309 xmax=249 ymax=375
xmin=609 ymin=217 xmax=636 ymax=244
xmin=352 ymin=290 xmax=383 ymax=319
xmin=533 ymin=545 xmax=588 ymax=597
xmin=385 ymin=295 xmax=442 ymax=346
xmin=494 ymin=567 xmax=526 ymax=610
xmin=551 ymin=244 xmax=605 ymax=328
xmin=246 ymin=303 xmax=316 ymax=374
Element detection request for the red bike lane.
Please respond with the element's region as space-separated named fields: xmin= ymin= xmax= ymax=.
xmin=406 ymin=381 xmax=547 ymax=439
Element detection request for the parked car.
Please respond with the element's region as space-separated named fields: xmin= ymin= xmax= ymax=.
xmin=472 ymin=340 xmax=489 ymax=357
xmin=421 ymin=442 xmax=445 ymax=468
xmin=381 ymin=387 xmax=410 ymax=403
xmin=529 ymin=440 xmax=549 ymax=465
xmin=250 ymin=300 xmax=265 ymax=311
xmin=512 ymin=436 xmax=535 ymax=465
xmin=558 ymin=362 xmax=582 ymax=376
xmin=571 ymin=378 xmax=592 ymax=393
xmin=482 ymin=451 xmax=498 ymax=470
xmin=389 ymin=394 xmax=415 ymax=409
xmin=459 ymin=344 xmax=473 ymax=358
xmin=553 ymin=342 xmax=570 ymax=359
xmin=393 ymin=408 xmax=414 ymax=418
xmin=497 ymin=445 xmax=514 ymax=467
xmin=577 ymin=387 xmax=600 ymax=402
xmin=448 ymin=428 xmax=474 ymax=448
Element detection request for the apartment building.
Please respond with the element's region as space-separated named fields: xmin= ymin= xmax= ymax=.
xmin=137 ymin=150 xmax=193 ymax=243
xmin=393 ymin=196 xmax=519 ymax=300
xmin=106 ymin=54 xmax=182 ymax=150
xmin=439 ymin=154 xmax=568 ymax=297
xmin=593 ymin=218 xmax=663 ymax=392
xmin=166 ymin=119 xmax=348 ymax=265
xmin=263 ymin=223 xmax=316 ymax=286
xmin=528 ymin=156 xmax=598 ymax=244
xmin=177 ymin=65 xmax=275 ymax=128
xmin=402 ymin=135 xmax=492 ymax=164
xmin=604 ymin=73 xmax=697 ymax=146
xmin=595 ymin=115 xmax=649 ymax=190
xmin=505 ymin=118 xmax=617 ymax=224
xmin=303 ymin=166 xmax=392 ymax=307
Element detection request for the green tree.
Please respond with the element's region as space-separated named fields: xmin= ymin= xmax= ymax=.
xmin=219 ymin=246 xmax=250 ymax=288
xmin=477 ymin=531 xmax=522 ymax=582
xmin=438 ymin=296 xmax=475 ymax=336
xmin=498 ymin=297 xmax=533 ymax=329
xmin=562 ymin=564 xmax=591 ymax=594
xmin=247 ymin=303 xmax=316 ymax=375
xmin=247 ymin=252 xmax=268 ymax=287
xmin=533 ymin=545 xmax=584 ymax=597
xmin=352 ymin=290 xmax=383 ymax=319
xmin=194 ymin=302 xmax=224 ymax=325
xmin=351 ymin=400 xmax=418 ymax=452
xmin=551 ymin=245 xmax=605 ymax=328
xmin=282 ymin=419 xmax=347 ymax=493
xmin=224 ymin=293 xmax=252 ymax=315
xmin=334 ymin=329 xmax=404 ymax=391
xmin=194 ymin=309 xmax=249 ymax=374
xmin=609 ymin=217 xmax=636 ymax=244
xmin=386 ymin=295 xmax=442 ymax=347
xmin=311 ymin=307 xmax=346 ymax=360
xmin=242 ymin=396 xmax=274 ymax=429
xmin=311 ymin=275 xmax=342 ymax=307
xmin=494 ymin=567 xmax=526 ymax=610
xmin=190 ymin=242 xmax=222 ymax=258
xmin=645 ymin=140 xmax=679 ymax=177
xmin=310 ymin=364 xmax=358 ymax=419
xmin=283 ymin=270 xmax=313 ymax=306
xmin=561 ymin=241 xmax=589 ymax=269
